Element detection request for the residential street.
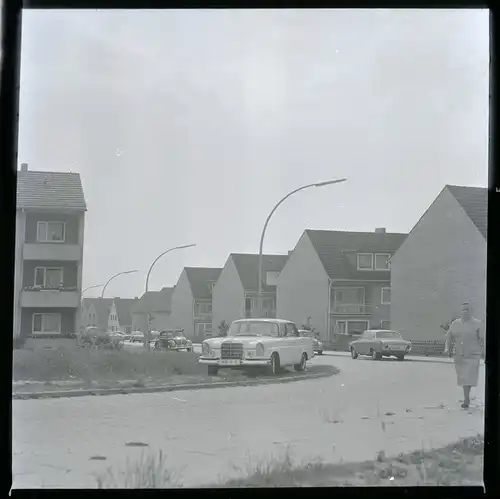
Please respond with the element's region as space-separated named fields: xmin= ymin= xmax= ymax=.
xmin=12 ymin=354 xmax=485 ymax=488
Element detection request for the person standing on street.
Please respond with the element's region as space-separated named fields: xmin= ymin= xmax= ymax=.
xmin=444 ymin=301 xmax=485 ymax=409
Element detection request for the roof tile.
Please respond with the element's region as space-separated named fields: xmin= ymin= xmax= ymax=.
xmin=132 ymin=287 xmax=174 ymax=314
xmin=230 ymin=253 xmax=289 ymax=291
xmin=184 ymin=267 xmax=222 ymax=299
xmin=17 ymin=170 xmax=86 ymax=210
xmin=305 ymin=229 xmax=407 ymax=280
xmin=446 ymin=185 xmax=487 ymax=239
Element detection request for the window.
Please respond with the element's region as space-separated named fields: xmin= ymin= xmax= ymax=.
xmin=262 ymin=298 xmax=276 ymax=310
xmin=381 ymin=287 xmax=391 ymax=305
xmin=336 ymin=320 xmax=370 ymax=335
xmin=195 ymin=302 xmax=212 ymax=316
xmin=229 ymin=321 xmax=278 ymax=337
xmin=196 ymin=323 xmax=212 ymax=335
xmin=333 ymin=287 xmax=365 ymax=314
xmin=380 ymin=320 xmax=391 ymax=329
xmin=357 ymin=253 xmax=373 ymax=270
xmin=266 ymin=271 xmax=280 ymax=286
xmin=375 ymin=253 xmax=391 ymax=270
xmin=245 ymin=297 xmax=253 ymax=318
xmin=34 ymin=267 xmax=63 ymax=288
xmin=375 ymin=330 xmax=401 ymax=339
xmin=336 ymin=320 xmax=347 ymax=334
xmin=37 ymin=221 xmax=65 ymax=242
xmin=32 ymin=313 xmax=61 ymax=334
xmin=208 ymin=282 xmax=215 ymax=293
xmin=284 ymin=323 xmax=299 ymax=337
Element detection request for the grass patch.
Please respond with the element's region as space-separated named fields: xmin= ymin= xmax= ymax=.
xmin=13 ymin=345 xmax=204 ymax=385
xmin=214 ymin=435 xmax=484 ymax=487
xmin=95 ymin=450 xmax=182 ymax=488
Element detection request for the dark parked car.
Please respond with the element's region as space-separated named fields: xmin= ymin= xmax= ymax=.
xmin=154 ymin=329 xmax=193 ymax=352
xmin=349 ymin=329 xmax=412 ymax=361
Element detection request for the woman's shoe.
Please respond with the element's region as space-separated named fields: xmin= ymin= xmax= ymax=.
xmin=461 ymin=402 xmax=470 ymax=409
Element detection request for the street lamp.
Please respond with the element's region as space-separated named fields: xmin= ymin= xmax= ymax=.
xmin=83 ymin=284 xmax=105 ymax=295
xmin=101 ymin=270 xmax=138 ymax=298
xmin=256 ymin=179 xmax=347 ymax=317
xmin=143 ymin=244 xmax=196 ymax=349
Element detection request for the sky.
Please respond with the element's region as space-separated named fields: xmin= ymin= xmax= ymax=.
xmin=18 ymin=8 xmax=489 ymax=298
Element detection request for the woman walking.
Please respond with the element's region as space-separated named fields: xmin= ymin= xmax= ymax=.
xmin=444 ymin=302 xmax=484 ymax=408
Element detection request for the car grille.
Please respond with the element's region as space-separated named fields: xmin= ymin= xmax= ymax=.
xmin=221 ymin=342 xmax=243 ymax=359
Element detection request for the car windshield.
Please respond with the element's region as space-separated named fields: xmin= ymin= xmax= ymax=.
xmin=299 ymin=331 xmax=314 ymax=338
xmin=376 ymin=331 xmax=402 ymax=339
xmin=229 ymin=321 xmax=279 ymax=337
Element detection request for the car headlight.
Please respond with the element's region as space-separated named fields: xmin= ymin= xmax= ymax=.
xmin=256 ymin=343 xmax=265 ymax=357
xmin=406 ymin=343 xmax=412 ymax=352
xmin=202 ymin=342 xmax=210 ymax=355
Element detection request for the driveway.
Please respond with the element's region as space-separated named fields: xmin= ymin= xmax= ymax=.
xmin=12 ymin=354 xmax=485 ymax=488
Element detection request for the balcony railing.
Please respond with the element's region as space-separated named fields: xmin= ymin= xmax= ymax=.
xmin=331 ymin=303 xmax=372 ymax=315
xmin=21 ymin=287 xmax=80 ymax=308
xmin=245 ymin=309 xmax=276 ymax=319
xmin=23 ymin=243 xmax=81 ymax=261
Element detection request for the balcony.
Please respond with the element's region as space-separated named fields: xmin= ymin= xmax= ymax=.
xmin=23 ymin=243 xmax=81 ymax=261
xmin=21 ymin=287 xmax=80 ymax=308
xmin=194 ymin=312 xmax=212 ymax=320
xmin=331 ymin=303 xmax=372 ymax=315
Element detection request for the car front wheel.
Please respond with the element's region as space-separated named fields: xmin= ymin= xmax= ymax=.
xmin=396 ymin=354 xmax=405 ymax=361
xmin=317 ymin=350 xmax=323 ymax=355
xmin=351 ymin=347 xmax=358 ymax=359
xmin=371 ymin=350 xmax=382 ymax=361
xmin=294 ymin=353 xmax=307 ymax=372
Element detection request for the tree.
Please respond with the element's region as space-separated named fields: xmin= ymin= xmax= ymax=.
xmin=218 ymin=320 xmax=229 ymax=337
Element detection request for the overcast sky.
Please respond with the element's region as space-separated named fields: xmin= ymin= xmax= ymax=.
xmin=18 ymin=9 xmax=489 ymax=298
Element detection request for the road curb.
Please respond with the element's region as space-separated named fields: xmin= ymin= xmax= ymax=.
xmin=13 ymin=367 xmax=338 ymax=400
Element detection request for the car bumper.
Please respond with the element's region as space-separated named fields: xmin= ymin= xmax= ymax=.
xmin=198 ymin=357 xmax=270 ymax=367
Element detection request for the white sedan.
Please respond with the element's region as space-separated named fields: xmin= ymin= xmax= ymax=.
xmin=198 ymin=318 xmax=314 ymax=376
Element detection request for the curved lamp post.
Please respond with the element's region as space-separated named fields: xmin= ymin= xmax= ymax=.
xmin=83 ymin=284 xmax=105 ymax=295
xmin=257 ymin=179 xmax=347 ymax=317
xmin=101 ymin=270 xmax=138 ymax=298
xmin=143 ymin=244 xmax=196 ymax=349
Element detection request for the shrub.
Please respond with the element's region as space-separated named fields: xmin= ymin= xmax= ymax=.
xmin=13 ymin=345 xmax=203 ymax=382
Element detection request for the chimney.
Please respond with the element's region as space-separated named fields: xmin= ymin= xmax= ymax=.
xmin=20 ymin=163 xmax=28 ymax=172
xmin=375 ymin=228 xmax=386 ymax=234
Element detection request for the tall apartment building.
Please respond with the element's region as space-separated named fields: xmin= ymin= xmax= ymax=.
xmin=13 ymin=163 xmax=86 ymax=338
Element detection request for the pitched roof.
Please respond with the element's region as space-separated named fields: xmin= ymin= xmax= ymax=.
xmin=17 ymin=170 xmax=87 ymax=211
xmin=184 ymin=267 xmax=222 ymax=299
xmin=113 ymin=297 xmax=139 ymax=326
xmin=131 ymin=287 xmax=174 ymax=314
xmin=82 ymin=298 xmax=113 ymax=328
xmin=446 ymin=185 xmax=487 ymax=239
xmin=230 ymin=253 xmax=289 ymax=291
xmin=305 ymin=229 xmax=407 ymax=280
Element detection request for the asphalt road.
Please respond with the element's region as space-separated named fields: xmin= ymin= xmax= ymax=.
xmin=12 ymin=352 xmax=485 ymax=488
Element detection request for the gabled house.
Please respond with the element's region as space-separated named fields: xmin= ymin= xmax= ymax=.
xmin=277 ymin=229 xmax=407 ymax=342
xmin=212 ymin=253 xmax=289 ymax=333
xmin=170 ymin=268 xmax=222 ymax=341
xmin=81 ymin=297 xmax=113 ymax=332
xmin=131 ymin=287 xmax=175 ymax=333
xmin=391 ymin=185 xmax=487 ymax=342
xmin=14 ymin=163 xmax=86 ymax=338
xmin=108 ymin=297 xmax=138 ymax=334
